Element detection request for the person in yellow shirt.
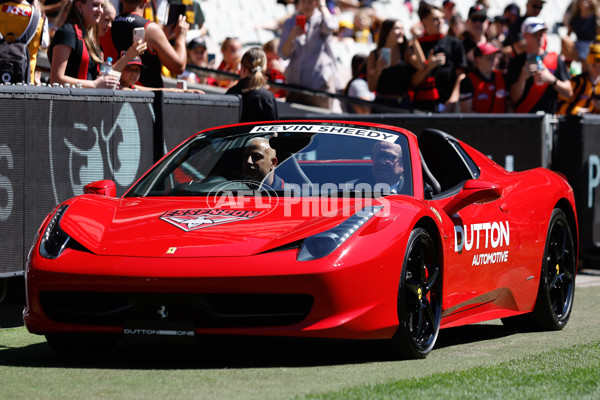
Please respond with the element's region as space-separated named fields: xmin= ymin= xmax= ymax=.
xmin=558 ymin=39 xmax=600 ymax=115
xmin=0 ymin=0 xmax=46 ymax=83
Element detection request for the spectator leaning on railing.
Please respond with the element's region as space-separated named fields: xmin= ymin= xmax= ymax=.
xmin=48 ymin=0 xmax=119 ymax=88
xmin=101 ymin=0 xmax=188 ymax=88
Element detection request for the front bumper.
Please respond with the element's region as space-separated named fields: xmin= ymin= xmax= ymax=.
xmin=24 ymin=248 xmax=401 ymax=340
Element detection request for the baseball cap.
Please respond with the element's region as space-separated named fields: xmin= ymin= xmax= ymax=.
xmin=120 ymin=51 xmax=144 ymax=68
xmin=504 ymin=3 xmax=519 ymax=16
xmin=468 ymin=5 xmax=487 ymax=19
xmin=187 ymin=37 xmax=207 ymax=51
xmin=476 ymin=42 xmax=500 ymax=56
xmin=521 ymin=17 xmax=547 ymax=35
xmin=443 ymin=0 xmax=455 ymax=7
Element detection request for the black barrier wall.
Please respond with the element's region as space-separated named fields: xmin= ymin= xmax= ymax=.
xmin=0 ymin=87 xmax=239 ymax=276
xmin=555 ymin=115 xmax=600 ymax=254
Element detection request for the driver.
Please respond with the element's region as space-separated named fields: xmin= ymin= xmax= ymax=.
xmin=242 ymin=137 xmax=284 ymax=190
xmin=351 ymin=141 xmax=405 ymax=194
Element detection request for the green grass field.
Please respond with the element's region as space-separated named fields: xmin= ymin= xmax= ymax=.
xmin=300 ymin=342 xmax=600 ymax=399
xmin=1 ymin=283 xmax=600 ymax=400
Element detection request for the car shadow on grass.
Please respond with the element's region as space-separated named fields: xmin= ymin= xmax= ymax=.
xmin=436 ymin=323 xmax=517 ymax=349
xmin=0 ymin=323 xmax=520 ymax=369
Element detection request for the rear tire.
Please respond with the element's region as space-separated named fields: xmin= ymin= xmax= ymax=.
xmin=502 ymin=208 xmax=576 ymax=331
xmin=390 ymin=228 xmax=441 ymax=359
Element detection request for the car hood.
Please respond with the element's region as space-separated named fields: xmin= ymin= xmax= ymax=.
xmin=59 ymin=195 xmax=377 ymax=257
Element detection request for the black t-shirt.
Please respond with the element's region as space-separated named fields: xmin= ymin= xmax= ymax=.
xmin=49 ymin=23 xmax=99 ymax=80
xmin=411 ymin=34 xmax=467 ymax=111
xmin=506 ymin=52 xmax=570 ymax=113
xmin=370 ymin=47 xmax=411 ymax=97
xmin=226 ymin=78 xmax=279 ymax=122
xmin=506 ymin=16 xmax=526 ymax=47
xmin=110 ymin=13 xmax=163 ymax=88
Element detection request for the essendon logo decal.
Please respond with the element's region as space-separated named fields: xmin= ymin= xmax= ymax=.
xmin=160 ymin=208 xmax=261 ymax=231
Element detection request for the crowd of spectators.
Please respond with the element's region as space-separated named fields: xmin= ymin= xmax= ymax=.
xmin=4 ymin=0 xmax=600 ymax=116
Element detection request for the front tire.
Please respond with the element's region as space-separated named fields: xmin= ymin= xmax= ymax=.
xmin=502 ymin=208 xmax=576 ymax=331
xmin=390 ymin=228 xmax=441 ymax=359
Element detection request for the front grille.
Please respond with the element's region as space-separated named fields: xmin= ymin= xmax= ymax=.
xmin=40 ymin=291 xmax=314 ymax=328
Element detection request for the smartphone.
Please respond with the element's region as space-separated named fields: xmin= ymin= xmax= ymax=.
xmin=381 ymin=47 xmax=391 ymax=67
xmin=295 ymin=14 xmax=306 ymax=33
xmin=207 ymin=53 xmax=216 ymax=65
xmin=167 ymin=3 xmax=187 ymax=26
xmin=133 ymin=27 xmax=145 ymax=43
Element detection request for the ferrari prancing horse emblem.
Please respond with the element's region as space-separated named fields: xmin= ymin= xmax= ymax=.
xmin=157 ymin=305 xmax=168 ymax=319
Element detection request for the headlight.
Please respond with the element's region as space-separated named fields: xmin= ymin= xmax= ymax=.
xmin=297 ymin=205 xmax=382 ymax=261
xmin=39 ymin=205 xmax=70 ymax=259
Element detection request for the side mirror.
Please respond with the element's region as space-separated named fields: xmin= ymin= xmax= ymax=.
xmin=443 ymin=179 xmax=502 ymax=215
xmin=83 ymin=180 xmax=116 ymax=197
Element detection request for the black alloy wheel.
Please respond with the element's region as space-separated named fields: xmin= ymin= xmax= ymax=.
xmin=502 ymin=208 xmax=576 ymax=331
xmin=534 ymin=208 xmax=576 ymax=330
xmin=391 ymin=228 xmax=441 ymax=359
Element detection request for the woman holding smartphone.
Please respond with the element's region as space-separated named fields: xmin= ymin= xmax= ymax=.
xmin=49 ymin=0 xmax=119 ymax=88
xmin=366 ymin=19 xmax=425 ymax=111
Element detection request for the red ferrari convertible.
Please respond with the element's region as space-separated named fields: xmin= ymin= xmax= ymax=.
xmin=24 ymin=121 xmax=578 ymax=359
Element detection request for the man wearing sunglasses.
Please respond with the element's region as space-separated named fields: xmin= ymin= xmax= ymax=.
xmin=506 ymin=0 xmax=545 ymax=55
xmin=462 ymin=5 xmax=489 ymax=70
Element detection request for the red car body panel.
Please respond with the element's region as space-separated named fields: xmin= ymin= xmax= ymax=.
xmin=23 ymin=120 xmax=578 ymax=342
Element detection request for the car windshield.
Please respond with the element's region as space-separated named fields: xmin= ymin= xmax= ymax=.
xmin=126 ymin=122 xmax=413 ymax=198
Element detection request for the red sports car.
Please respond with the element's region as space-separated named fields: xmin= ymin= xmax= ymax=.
xmin=24 ymin=120 xmax=578 ymax=359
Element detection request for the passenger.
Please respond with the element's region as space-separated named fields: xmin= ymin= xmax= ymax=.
xmin=242 ymin=137 xmax=283 ymax=190
xmin=351 ymin=141 xmax=405 ymax=195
